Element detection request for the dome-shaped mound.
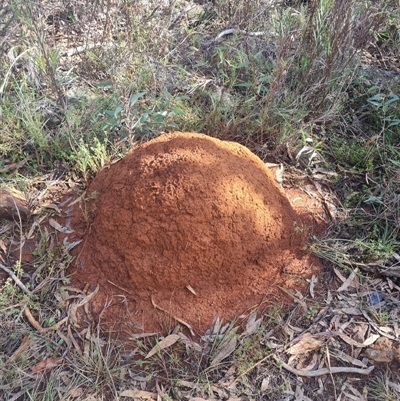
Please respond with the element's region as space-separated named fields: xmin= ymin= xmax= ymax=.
xmin=72 ymin=132 xmax=314 ymax=334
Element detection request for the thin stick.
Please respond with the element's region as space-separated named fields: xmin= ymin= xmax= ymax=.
xmin=272 ymin=355 xmax=374 ymax=377
xmin=67 ymin=325 xmax=83 ymax=356
xmin=42 ymin=317 xmax=68 ymax=333
xmin=107 ymin=280 xmax=133 ymax=295
xmin=56 ymin=329 xmax=73 ymax=350
xmin=230 ymin=353 xmax=273 ymax=386
xmin=151 ymin=296 xmax=195 ymax=336
xmin=24 ymin=307 xmax=68 ymax=333
xmin=24 ymin=307 xmax=43 ymax=331
xmin=0 ymin=263 xmax=32 ymax=295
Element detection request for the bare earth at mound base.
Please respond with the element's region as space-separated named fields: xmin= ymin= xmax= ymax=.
xmin=70 ymin=132 xmax=321 ymax=335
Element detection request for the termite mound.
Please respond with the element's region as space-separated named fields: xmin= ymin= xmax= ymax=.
xmin=71 ymin=132 xmax=318 ymax=335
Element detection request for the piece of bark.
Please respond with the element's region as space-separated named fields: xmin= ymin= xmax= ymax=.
xmin=0 ymin=187 xmax=29 ymax=221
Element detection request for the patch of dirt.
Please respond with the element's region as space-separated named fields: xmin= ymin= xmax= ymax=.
xmin=68 ymin=132 xmax=325 ymax=335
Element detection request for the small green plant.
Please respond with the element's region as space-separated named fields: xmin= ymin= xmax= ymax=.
xmin=265 ymin=305 xmax=284 ymax=325
xmin=329 ymin=136 xmax=376 ymax=171
xmin=75 ymin=138 xmax=109 ymax=178
xmin=369 ymin=375 xmax=399 ymax=401
xmin=235 ymin=330 xmax=268 ymax=375
xmin=305 ymin=302 xmax=320 ymax=320
xmin=79 ymin=190 xmax=99 ymax=222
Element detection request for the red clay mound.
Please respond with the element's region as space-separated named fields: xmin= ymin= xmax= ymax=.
xmin=71 ymin=132 xmax=317 ymax=335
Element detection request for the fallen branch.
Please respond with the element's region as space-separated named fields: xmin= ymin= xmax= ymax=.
xmin=273 ymin=355 xmax=374 ymax=377
xmin=0 ymin=263 xmax=32 ymax=295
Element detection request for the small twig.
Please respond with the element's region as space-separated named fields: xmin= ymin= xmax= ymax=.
xmin=360 ymin=308 xmax=398 ymax=341
xmin=107 ymin=280 xmax=133 ymax=295
xmin=44 ymin=316 xmax=68 ymax=332
xmin=24 ymin=307 xmax=68 ymax=333
xmin=0 ymin=47 xmax=32 ymax=98
xmin=272 ymin=355 xmax=374 ymax=377
xmin=67 ymin=325 xmax=83 ymax=356
xmin=24 ymin=307 xmax=43 ymax=331
xmin=151 ymin=296 xmax=195 ymax=336
xmin=56 ymin=329 xmax=73 ymax=350
xmin=230 ymin=353 xmax=273 ymax=386
xmin=8 ymin=390 xmax=26 ymax=401
xmin=278 ymin=286 xmax=308 ymax=312
xmin=214 ymin=28 xmax=266 ymax=42
xmin=0 ymin=263 xmax=32 ymax=295
xmin=325 ymin=345 xmax=337 ymax=400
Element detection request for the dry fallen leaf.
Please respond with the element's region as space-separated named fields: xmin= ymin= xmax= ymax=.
xmin=337 ymin=268 xmax=359 ymax=291
xmin=307 ymin=274 xmax=318 ymax=298
xmin=261 ymin=377 xmax=270 ymax=392
xmin=286 ymin=333 xmax=324 ymax=355
xmin=333 ymin=350 xmax=368 ymax=368
xmin=210 ymin=332 xmax=238 ymax=367
xmin=69 ymin=387 xmax=84 ymax=399
xmin=31 ymin=356 xmax=63 ymax=372
xmin=178 ymin=332 xmax=202 ymax=352
xmin=145 ymin=334 xmax=181 ymax=359
xmin=49 ymin=217 xmax=74 ymax=233
xmin=189 ymin=398 xmax=209 ymax=401
xmin=241 ymin=311 xmax=262 ymax=338
xmin=120 ymin=389 xmax=157 ymax=399
xmin=364 ymin=336 xmax=400 ymax=363
xmin=0 ymin=239 xmax=6 ymax=253
xmin=64 ymin=239 xmax=82 ymax=251
xmin=189 ymin=397 xmax=209 ymax=401
xmin=186 ymin=285 xmax=197 ymax=295
xmin=7 ymin=335 xmax=30 ymax=363
xmin=365 ymin=135 xmax=380 ymax=146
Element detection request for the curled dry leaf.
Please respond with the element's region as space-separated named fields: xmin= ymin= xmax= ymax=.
xmin=64 ymin=239 xmax=82 ymax=251
xmin=145 ymin=334 xmax=181 ymax=359
xmin=338 ymin=332 xmax=379 ymax=348
xmin=273 ymin=355 xmax=374 ymax=377
xmin=307 ymin=275 xmax=318 ymax=298
xmin=286 ymin=333 xmax=324 ymax=355
xmin=49 ymin=217 xmax=74 ymax=233
xmin=0 ymin=239 xmax=6 ymax=253
xmin=68 ymin=284 xmax=100 ymax=327
xmin=333 ymin=350 xmax=368 ymax=368
xmin=261 ymin=377 xmax=270 ymax=392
